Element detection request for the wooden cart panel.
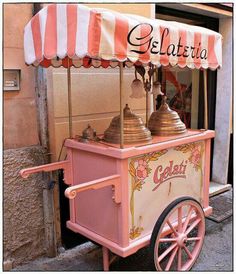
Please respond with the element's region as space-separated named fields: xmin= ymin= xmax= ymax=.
xmin=71 ymin=149 xmax=120 ymax=243
xmin=128 ymin=141 xmax=205 ymax=241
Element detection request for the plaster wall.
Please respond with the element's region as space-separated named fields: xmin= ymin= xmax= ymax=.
xmin=3 ymin=4 xmax=39 ymax=149
xmin=41 ymin=3 xmax=152 ymax=17
xmin=3 ymin=146 xmax=48 ymax=267
xmin=85 ymin=3 xmax=152 ymax=17
xmin=212 ymin=18 xmax=232 ymax=185
xmin=48 ymin=67 xmax=147 ymax=160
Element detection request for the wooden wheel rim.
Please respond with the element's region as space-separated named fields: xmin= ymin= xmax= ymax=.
xmin=154 ymin=199 xmax=205 ymax=271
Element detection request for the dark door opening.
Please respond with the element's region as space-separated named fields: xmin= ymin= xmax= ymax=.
xmin=58 ymin=170 xmax=89 ymax=249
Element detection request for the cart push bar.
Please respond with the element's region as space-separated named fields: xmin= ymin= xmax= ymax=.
xmin=20 ymin=162 xmax=122 ymax=204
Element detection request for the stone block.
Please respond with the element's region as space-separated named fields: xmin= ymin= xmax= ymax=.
xmin=3 ymin=145 xmax=48 ymax=266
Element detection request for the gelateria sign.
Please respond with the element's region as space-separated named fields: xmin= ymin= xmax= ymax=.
xmin=127 ymin=23 xmax=208 ymax=60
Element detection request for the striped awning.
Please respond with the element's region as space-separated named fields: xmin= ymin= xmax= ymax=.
xmin=24 ymin=4 xmax=222 ymax=69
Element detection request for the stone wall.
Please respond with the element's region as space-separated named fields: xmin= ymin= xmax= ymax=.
xmin=3 ymin=146 xmax=48 ymax=267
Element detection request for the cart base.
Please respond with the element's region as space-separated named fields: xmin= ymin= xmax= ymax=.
xmin=68 ymin=206 xmax=212 ymax=271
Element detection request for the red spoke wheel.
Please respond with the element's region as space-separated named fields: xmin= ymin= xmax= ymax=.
xmin=150 ymin=197 xmax=205 ymax=271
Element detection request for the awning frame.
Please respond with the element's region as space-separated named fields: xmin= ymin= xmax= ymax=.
xmin=24 ymin=3 xmax=219 ymax=148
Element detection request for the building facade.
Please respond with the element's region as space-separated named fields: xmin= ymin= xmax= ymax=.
xmin=3 ymin=3 xmax=233 ymax=269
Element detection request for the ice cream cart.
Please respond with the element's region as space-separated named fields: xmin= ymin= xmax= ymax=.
xmin=20 ymin=4 xmax=222 ymax=271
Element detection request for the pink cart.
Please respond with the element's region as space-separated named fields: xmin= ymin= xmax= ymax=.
xmin=21 ymin=4 xmax=222 ymax=271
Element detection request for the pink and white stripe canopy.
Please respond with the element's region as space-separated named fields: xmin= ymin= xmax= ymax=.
xmin=24 ymin=4 xmax=222 ymax=70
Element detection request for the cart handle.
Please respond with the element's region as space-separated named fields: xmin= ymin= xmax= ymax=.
xmin=20 ymin=160 xmax=71 ymax=184
xmin=65 ymin=174 xmax=121 ymax=204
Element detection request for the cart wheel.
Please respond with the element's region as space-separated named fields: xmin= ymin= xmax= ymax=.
xmin=150 ymin=197 xmax=205 ymax=271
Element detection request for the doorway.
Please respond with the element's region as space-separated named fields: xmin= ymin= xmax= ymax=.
xmin=58 ymin=170 xmax=88 ymax=249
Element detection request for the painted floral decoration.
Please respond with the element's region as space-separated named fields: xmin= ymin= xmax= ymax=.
xmin=189 ymin=146 xmax=201 ymax=171
xmin=129 ymin=226 xmax=144 ymax=240
xmin=174 ymin=142 xmax=204 ymax=172
xmin=136 ymin=159 xmax=149 ymax=180
xmin=129 ymin=150 xmax=167 ymax=240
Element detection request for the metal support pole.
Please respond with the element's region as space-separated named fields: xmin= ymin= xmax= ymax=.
xmin=67 ymin=63 xmax=73 ymax=138
xmin=153 ymin=66 xmax=158 ymax=111
xmin=146 ymin=86 xmax=149 ymax=127
xmin=119 ymin=63 xmax=124 ymax=149
xmin=203 ymin=70 xmax=208 ymax=129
